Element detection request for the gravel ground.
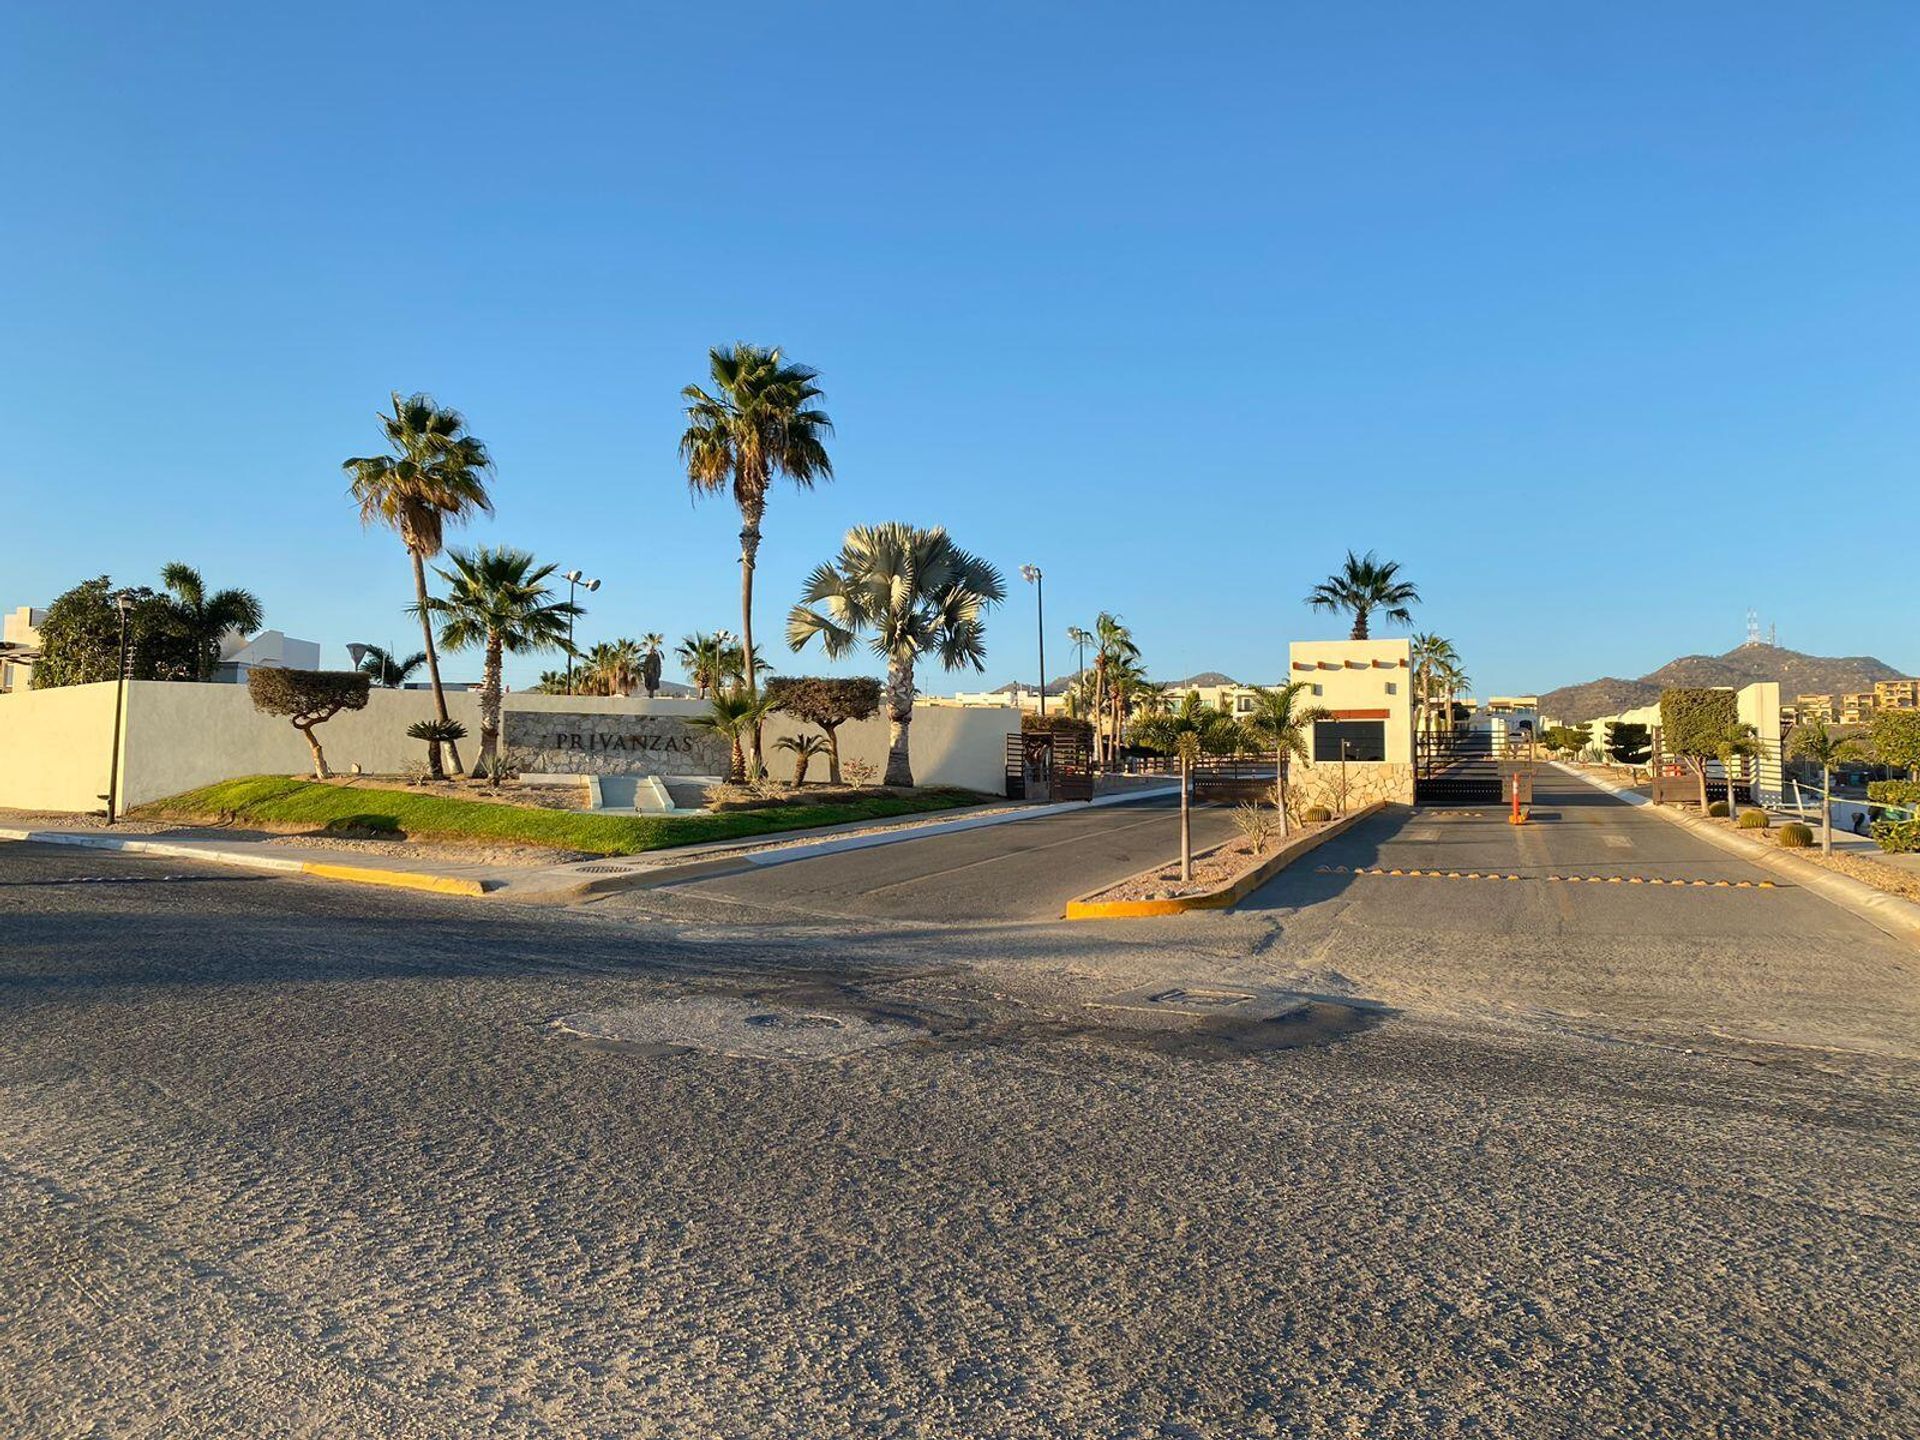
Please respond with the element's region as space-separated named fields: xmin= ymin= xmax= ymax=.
xmin=2 ymin=813 xmax=1917 ymax=1438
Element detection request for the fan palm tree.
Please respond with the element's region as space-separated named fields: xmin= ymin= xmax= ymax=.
xmin=773 ymin=732 xmax=832 ymax=786
xmin=1106 ymin=654 xmax=1151 ymax=762
xmin=356 ymin=644 xmax=428 ymax=689
xmin=1306 ymin=551 xmax=1420 ymax=640
xmin=581 ymin=638 xmax=644 ymax=697
xmin=787 ymin=522 xmax=1005 ymax=787
xmin=531 ymin=669 xmax=570 ymax=696
xmin=688 ymin=689 xmax=778 ymax=783
xmin=345 ymin=392 xmax=495 ymax=774
xmin=421 ymin=547 xmax=579 ymax=766
xmin=1244 ymin=682 xmax=1333 ymax=834
xmin=158 ymin=562 xmax=264 ymax=682
xmin=680 ymin=343 xmax=834 ymax=766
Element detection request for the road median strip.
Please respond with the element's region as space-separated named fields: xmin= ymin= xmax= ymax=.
xmin=1065 ymin=801 xmax=1386 ymax=920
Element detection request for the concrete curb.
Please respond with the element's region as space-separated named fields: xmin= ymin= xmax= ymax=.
xmin=1063 ymin=801 xmax=1387 ymax=920
xmin=1550 ymin=763 xmax=1920 ymax=948
xmin=0 ymin=828 xmax=491 ymax=899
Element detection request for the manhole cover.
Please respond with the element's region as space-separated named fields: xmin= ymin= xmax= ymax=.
xmin=1089 ymin=983 xmax=1294 ymax=1018
xmin=574 ymin=863 xmax=642 ymax=875
xmin=553 ymin=997 xmax=915 ymax=1061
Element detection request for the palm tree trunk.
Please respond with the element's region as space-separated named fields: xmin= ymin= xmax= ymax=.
xmin=1092 ymin=656 xmax=1107 ymax=768
xmin=883 ymin=653 xmax=915 ymax=788
xmin=411 ymin=549 xmax=462 ymax=775
xmin=1279 ymin=764 xmax=1292 ymax=836
xmin=480 ymin=635 xmax=504 ymax=765
xmin=1352 ymin=609 xmax=1369 ymax=641
xmin=1822 ymin=767 xmax=1833 ymax=855
xmin=1179 ymin=752 xmax=1192 ymax=882
xmin=737 ymin=501 xmax=764 ymax=780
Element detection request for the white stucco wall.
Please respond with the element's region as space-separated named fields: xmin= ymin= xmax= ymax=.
xmin=1284 ymin=638 xmax=1416 ymax=804
xmin=1 ymin=683 xmax=1020 ymax=812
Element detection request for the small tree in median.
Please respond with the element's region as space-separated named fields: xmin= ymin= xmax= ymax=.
xmin=248 ymin=668 xmax=370 ymax=780
xmin=1605 ymin=721 xmax=1652 ymax=772
xmin=1715 ymin=722 xmax=1762 ymax=823
xmin=1659 ymin=688 xmax=1738 ymax=812
xmin=763 ymin=675 xmax=882 ymax=785
xmin=1788 ymin=721 xmax=1867 ymax=856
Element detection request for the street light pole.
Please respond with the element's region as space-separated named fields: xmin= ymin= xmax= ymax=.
xmin=103 ymin=586 xmax=151 ymax=825
xmin=1020 ymin=565 xmax=1045 ymax=716
xmin=563 ymin=570 xmax=600 ymax=695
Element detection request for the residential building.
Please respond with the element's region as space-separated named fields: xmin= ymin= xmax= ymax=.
xmin=1483 ymin=695 xmax=1538 ymax=716
xmin=1795 ymin=694 xmax=1840 ymax=724
xmin=1 ymin=606 xmax=44 ymax=692
xmin=1841 ymin=692 xmax=1875 ymax=725
xmin=1874 ymin=679 xmax=1918 ymax=711
xmin=210 ymin=629 xmax=322 ymax=682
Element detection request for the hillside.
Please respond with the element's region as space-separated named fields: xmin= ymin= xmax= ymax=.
xmin=1541 ymin=645 xmax=1906 ymax=723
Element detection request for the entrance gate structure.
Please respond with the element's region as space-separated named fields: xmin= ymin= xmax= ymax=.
xmin=1415 ymin=727 xmax=1534 ymax=807
xmin=1005 ymin=731 xmax=1093 ymax=802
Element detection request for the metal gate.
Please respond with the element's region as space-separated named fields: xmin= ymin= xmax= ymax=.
xmin=1005 ymin=732 xmax=1093 ymax=802
xmin=1416 ymin=729 xmax=1532 ymax=806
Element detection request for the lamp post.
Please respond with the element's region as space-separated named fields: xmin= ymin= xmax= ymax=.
xmin=1020 ymin=565 xmax=1045 ymax=716
xmin=103 ymin=585 xmax=152 ymax=825
xmin=562 ymin=570 xmax=600 ymax=695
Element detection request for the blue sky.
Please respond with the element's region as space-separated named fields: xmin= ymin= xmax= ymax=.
xmin=3 ymin=2 xmax=1915 ymax=695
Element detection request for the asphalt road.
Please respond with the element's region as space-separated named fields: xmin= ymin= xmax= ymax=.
xmin=2 ymin=769 xmax=1917 ymax=1438
xmin=667 ymin=792 xmax=1244 ymax=922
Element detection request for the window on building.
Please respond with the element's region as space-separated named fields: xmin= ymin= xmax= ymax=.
xmin=1313 ymin=719 xmax=1386 ymax=763
xmin=1235 ymin=696 xmax=1254 ymax=713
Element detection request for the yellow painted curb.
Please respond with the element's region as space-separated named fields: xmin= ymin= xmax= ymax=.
xmin=299 ymin=862 xmax=490 ymax=897
xmin=1065 ymin=801 xmax=1388 ymax=920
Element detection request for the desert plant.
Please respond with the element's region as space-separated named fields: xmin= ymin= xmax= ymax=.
xmin=1788 ymin=720 xmax=1868 ymax=855
xmin=787 ymin=522 xmax=1005 ymax=787
xmin=763 ymin=675 xmax=883 ymax=784
xmin=1659 ymin=688 xmax=1738 ymax=813
xmin=1305 ymin=550 xmax=1419 ymax=640
xmin=406 ymin=719 xmax=469 ymax=782
xmin=357 ymin=644 xmax=428 ymax=688
xmin=345 ymin=391 xmax=495 ymax=775
xmin=773 ymin=732 xmax=832 ymax=786
xmin=422 ymin=547 xmax=578 ymax=767
xmin=1707 ymin=800 xmax=1730 ymax=817
xmin=842 ymin=757 xmax=878 ymax=787
xmin=1302 ymin=804 xmax=1333 ymax=824
xmin=1242 ymin=682 xmax=1331 ymax=836
xmin=1232 ymin=803 xmax=1277 ymax=854
xmin=1737 ymin=809 xmax=1769 ymax=829
xmin=1777 ymin=822 xmax=1813 ymax=849
xmin=249 ymin=668 xmax=371 ymax=779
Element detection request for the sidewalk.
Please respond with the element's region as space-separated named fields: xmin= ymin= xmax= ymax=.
xmin=0 ymin=784 xmax=1180 ymax=903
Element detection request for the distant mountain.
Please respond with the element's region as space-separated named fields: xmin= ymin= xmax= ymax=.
xmin=992 ymin=677 xmax=1075 ymax=696
xmin=1541 ymin=645 xmax=1907 ymax=723
xmin=1164 ymin=671 xmax=1239 ymax=689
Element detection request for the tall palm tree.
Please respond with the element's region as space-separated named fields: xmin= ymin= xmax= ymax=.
xmin=345 ymin=392 xmax=495 ymax=774
xmin=639 ymin=632 xmax=666 ymax=698
xmin=1091 ymin=612 xmax=1139 ymax=767
xmin=1306 ymin=551 xmax=1420 ymax=640
xmin=787 ymin=522 xmax=1005 ymax=787
xmin=1244 ymin=682 xmax=1333 ymax=834
xmin=677 ymin=632 xmax=731 ymax=699
xmin=1788 ymin=721 xmax=1867 ymax=855
xmin=582 ymin=638 xmax=644 ymax=697
xmin=158 ymin=562 xmax=264 ymax=681
xmin=421 ymin=547 xmax=579 ymax=765
xmin=1106 ymin=654 xmax=1150 ymax=762
xmin=356 ymin=644 xmax=428 ymax=689
xmin=1409 ymin=633 xmax=1459 ymax=748
xmin=680 ymin=344 xmax=834 ymax=772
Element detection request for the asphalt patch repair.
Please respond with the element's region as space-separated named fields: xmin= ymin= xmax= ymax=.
xmin=555 ymin=977 xmax=1381 ymax=1062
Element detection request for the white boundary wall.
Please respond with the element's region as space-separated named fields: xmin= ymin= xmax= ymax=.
xmin=0 ymin=683 xmax=1019 ymax=811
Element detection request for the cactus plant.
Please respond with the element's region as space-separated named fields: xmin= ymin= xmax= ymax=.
xmin=1777 ymin=822 xmax=1813 ymax=849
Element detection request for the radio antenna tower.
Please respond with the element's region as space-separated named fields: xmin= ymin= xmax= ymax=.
xmin=1745 ymin=608 xmax=1762 ymax=647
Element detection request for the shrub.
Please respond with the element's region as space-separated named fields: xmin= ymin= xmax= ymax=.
xmin=1231 ymin=803 xmax=1276 ymax=854
xmin=1776 ymin=822 xmax=1813 ymax=849
xmin=1707 ymin=800 xmax=1729 ymax=817
xmin=1302 ymin=804 xmax=1333 ymax=823
xmin=1871 ymin=710 xmax=1920 ymax=775
xmin=842 ymin=757 xmax=878 ymax=787
xmin=248 ymin=668 xmax=370 ymax=779
xmin=1021 ymin=711 xmax=1094 ymax=739
xmin=1867 ymin=779 xmax=1920 ymax=809
xmin=1737 ymin=810 xmax=1769 ymax=829
xmin=1871 ymin=818 xmax=1920 ymax=854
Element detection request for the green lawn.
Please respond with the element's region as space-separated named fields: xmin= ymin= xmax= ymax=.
xmin=138 ymin=776 xmax=989 ymax=856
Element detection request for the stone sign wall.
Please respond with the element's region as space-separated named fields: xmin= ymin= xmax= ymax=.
xmin=503 ymin=711 xmax=730 ymax=777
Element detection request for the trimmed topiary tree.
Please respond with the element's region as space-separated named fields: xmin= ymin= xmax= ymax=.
xmin=763 ymin=675 xmax=883 ymax=785
xmin=248 ymin=668 xmax=370 ymax=779
xmin=1605 ymin=721 xmax=1652 ymax=769
xmin=1659 ymin=688 xmax=1738 ymax=812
